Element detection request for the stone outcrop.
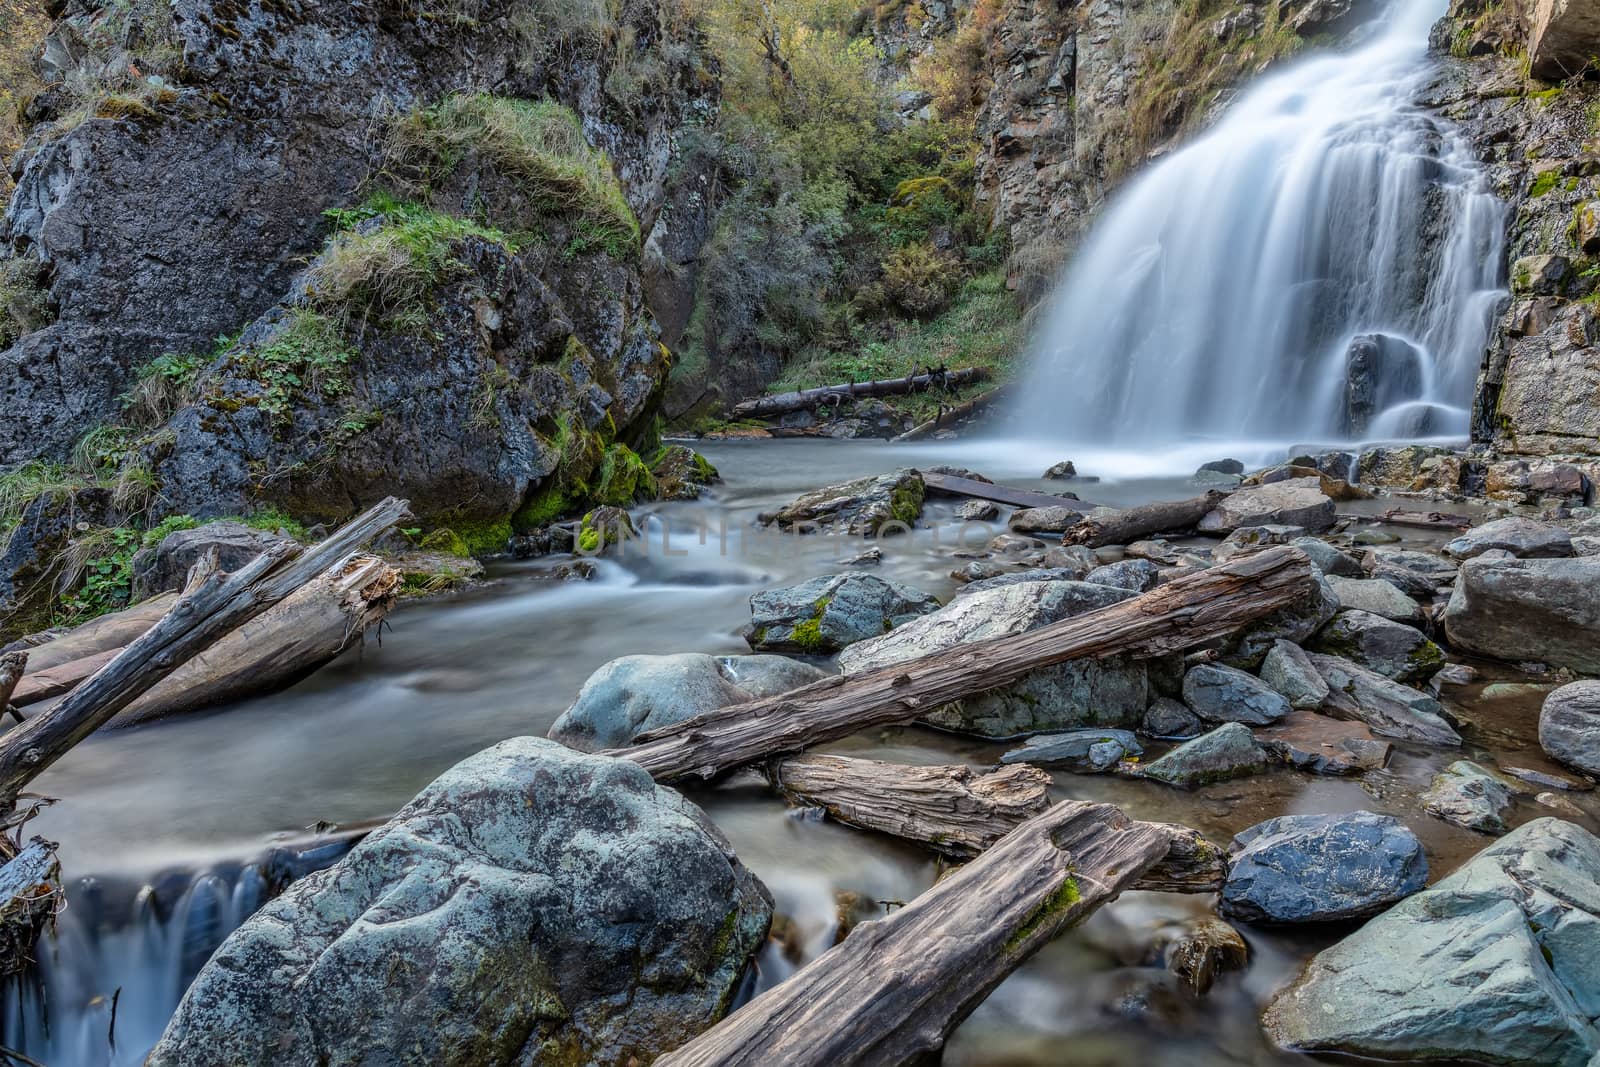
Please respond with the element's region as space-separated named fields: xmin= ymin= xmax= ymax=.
xmin=1539 ymin=680 xmax=1600 ymax=777
xmin=1443 ymin=554 xmax=1600 ymax=673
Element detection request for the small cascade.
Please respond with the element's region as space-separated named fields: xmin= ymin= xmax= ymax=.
xmin=1016 ymin=0 xmax=1505 ymax=452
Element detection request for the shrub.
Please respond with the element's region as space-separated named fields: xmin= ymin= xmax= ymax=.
xmin=0 ymin=254 xmax=52 ymax=348
xmin=881 ymin=242 xmax=961 ymax=318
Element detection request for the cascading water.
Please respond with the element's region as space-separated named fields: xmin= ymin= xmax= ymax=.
xmin=1016 ymin=0 xmax=1506 ymax=456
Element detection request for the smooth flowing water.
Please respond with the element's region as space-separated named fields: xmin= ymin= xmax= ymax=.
xmin=1016 ymin=0 xmax=1505 ymax=451
xmin=3 ymin=439 xmax=1590 ymax=1066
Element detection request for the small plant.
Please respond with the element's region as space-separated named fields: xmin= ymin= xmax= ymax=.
xmin=235 ymin=309 xmax=358 ymax=421
xmin=122 ymin=336 xmax=230 ymax=428
xmin=880 ymin=242 xmax=961 ymax=318
xmin=0 ymin=254 xmax=52 ymax=348
xmin=56 ymin=525 xmax=141 ymax=622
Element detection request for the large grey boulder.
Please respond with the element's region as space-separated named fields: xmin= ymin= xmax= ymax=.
xmin=1540 ymin=681 xmax=1600 ymax=777
xmin=1197 ymin=478 xmax=1335 ymax=534
xmin=1308 ymin=609 xmax=1444 ymax=684
xmin=1422 ymin=760 xmax=1515 ymax=834
xmin=1142 ymin=697 xmax=1203 ymax=739
xmin=1260 ymin=639 xmax=1330 ymax=710
xmin=1291 ymin=537 xmax=1363 ymax=577
xmin=1529 ymin=0 xmax=1600 ymax=79
xmin=1085 ymin=558 xmax=1161 ymax=592
xmin=549 ymin=653 xmax=830 ymax=752
xmin=1008 ymin=504 xmax=1086 ymax=534
xmin=149 ymin=739 xmax=773 ymax=1067
xmin=1222 ymin=811 xmax=1426 ymax=924
xmin=1265 ymin=819 xmax=1600 ymax=1066
xmin=1364 ymin=549 xmax=1457 ymax=596
xmin=1443 ymin=555 xmax=1600 ymax=673
xmin=1443 ymin=517 xmax=1574 ymax=560
xmin=1000 ymin=728 xmax=1142 ymax=771
xmin=1309 ymin=653 xmax=1461 ymax=745
xmin=1140 ymin=723 xmax=1270 ymax=788
xmin=1181 ymin=663 xmax=1291 ymax=726
xmin=1324 ymin=576 xmax=1421 ymax=622
xmin=745 ymin=573 xmax=939 ymax=654
xmin=1219 ymin=572 xmax=1340 ymax=670
xmin=130 ymin=521 xmax=296 ymax=600
xmin=758 ymin=469 xmax=925 ymax=536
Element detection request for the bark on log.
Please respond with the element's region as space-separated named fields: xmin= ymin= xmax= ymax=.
xmin=0 ymin=836 xmax=59 ymax=979
xmin=610 ymin=546 xmax=1317 ymax=782
xmin=892 ymin=384 xmax=1011 ymax=442
xmin=730 ymin=368 xmax=989 ymax=419
xmin=1062 ymin=491 xmax=1229 ymax=548
xmin=16 ymin=594 xmax=177 ymax=675
xmin=0 ymin=498 xmax=409 ymax=811
xmin=1341 ymin=508 xmax=1472 ymax=531
xmin=657 ymin=800 xmax=1173 ymax=1067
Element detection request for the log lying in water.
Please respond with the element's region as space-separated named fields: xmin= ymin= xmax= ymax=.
xmin=892 ymin=383 xmax=1012 ymax=442
xmin=0 ymin=836 xmax=60 ymax=979
xmin=1062 ymin=491 xmax=1229 ymax=548
xmin=921 ymin=471 xmax=1098 ymax=511
xmin=730 ymin=367 xmax=989 ymax=419
xmin=0 ymin=497 xmax=410 ymax=813
xmin=769 ymin=753 xmax=1226 ymax=891
xmin=612 ymin=547 xmax=1317 ymax=782
xmin=657 ymin=800 xmax=1173 ymax=1067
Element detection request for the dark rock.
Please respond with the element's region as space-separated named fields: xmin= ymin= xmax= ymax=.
xmin=1140 ymin=723 xmax=1269 ymax=789
xmin=1422 ymin=760 xmax=1515 ymax=833
xmin=1539 ymin=681 xmax=1600 ymax=777
xmin=1085 ymin=558 xmax=1161 ymax=592
xmin=1220 ymin=572 xmax=1340 ymax=670
xmin=1181 ymin=663 xmax=1291 ymax=726
xmin=130 ymin=521 xmax=295 ymax=600
xmin=1000 ymin=728 xmax=1141 ymax=771
xmin=650 ymin=446 xmax=720 ymax=501
xmin=0 ymin=487 xmax=111 ymax=635
xmin=759 ymin=469 xmax=925 ymax=536
xmin=1198 ymin=458 xmax=1245 ymax=475
xmin=1142 ymin=697 xmax=1203 ymax=739
xmin=1042 ymin=460 xmax=1078 ymax=479
xmin=1343 ymin=333 xmax=1424 ymax=436
xmin=1308 ymin=609 xmax=1445 ymax=684
xmin=1290 ymin=537 xmax=1363 ymax=578
xmin=1309 ymin=653 xmax=1461 ymax=745
xmin=1444 ymin=555 xmax=1600 ymax=673
xmin=745 ymin=573 xmax=939 ymax=654
xmin=1148 ymin=916 xmax=1249 ymax=995
xmin=1443 ymin=517 xmax=1574 ymax=560
xmin=1223 ymin=811 xmax=1426 ymax=923
xmin=1259 ymin=639 xmax=1330 ymax=710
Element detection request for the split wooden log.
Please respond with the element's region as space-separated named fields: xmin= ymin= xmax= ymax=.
xmin=730 ymin=367 xmax=989 ymax=420
xmin=0 ymin=497 xmax=409 ymax=812
xmin=1340 ymin=508 xmax=1472 ymax=531
xmin=0 ymin=836 xmax=59 ymax=979
xmin=892 ymin=383 xmax=1011 ymax=442
xmin=1062 ymin=491 xmax=1228 ymax=547
xmin=657 ymin=800 xmax=1173 ymax=1067
xmin=610 ymin=546 xmax=1317 ymax=782
xmin=769 ymin=753 xmax=1226 ymax=891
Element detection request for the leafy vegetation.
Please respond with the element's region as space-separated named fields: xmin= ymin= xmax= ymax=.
xmin=0 ymin=254 xmax=52 ymax=348
xmin=0 ymin=0 xmax=48 ymax=189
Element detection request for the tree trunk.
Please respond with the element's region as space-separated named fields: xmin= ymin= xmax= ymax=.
xmin=1062 ymin=491 xmax=1229 ymax=547
xmin=0 ymin=498 xmax=409 ymax=812
xmin=656 ymin=800 xmax=1173 ymax=1067
xmin=730 ymin=368 xmax=989 ymax=419
xmin=0 ymin=836 xmax=59 ymax=979
xmin=610 ymin=547 xmax=1316 ymax=782
xmin=893 ymin=384 xmax=1011 ymax=442
xmin=12 ymin=594 xmax=177 ymax=674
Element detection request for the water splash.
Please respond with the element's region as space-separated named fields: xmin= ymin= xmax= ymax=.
xmin=1016 ymin=0 xmax=1505 ymax=452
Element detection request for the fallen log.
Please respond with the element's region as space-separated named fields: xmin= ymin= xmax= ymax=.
xmin=1341 ymin=508 xmax=1472 ymax=531
xmin=16 ymin=593 xmax=177 ymax=675
xmin=0 ymin=836 xmax=59 ymax=979
xmin=11 ymin=648 xmax=118 ymax=708
xmin=893 ymin=384 xmax=1011 ymax=442
xmin=657 ymin=800 xmax=1173 ymax=1067
xmin=1062 ymin=491 xmax=1228 ymax=547
xmin=730 ymin=367 xmax=989 ymax=420
xmin=921 ymin=471 xmax=1101 ymax=511
xmin=0 ymin=497 xmax=409 ymax=812
xmin=610 ymin=546 xmax=1316 ymax=781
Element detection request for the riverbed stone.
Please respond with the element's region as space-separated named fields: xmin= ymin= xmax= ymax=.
xmin=1007 ymin=505 xmax=1086 ymax=535
xmin=1197 ymin=478 xmax=1336 ymax=534
xmin=1422 ymin=760 xmax=1515 ymax=833
xmin=1140 ymin=723 xmax=1270 ymax=788
xmin=1363 ymin=548 xmax=1457 ymax=596
xmin=1443 ymin=517 xmax=1574 ymax=560
xmin=1260 ymin=639 xmax=1330 ymax=710
xmin=758 ymin=468 xmax=925 ymax=536
xmin=1149 ymin=916 xmax=1250 ymax=995
xmin=1540 ymin=681 xmax=1600 ymax=777
xmin=1308 ymin=653 xmax=1461 ymax=745
xmin=1182 ymin=663 xmax=1291 ymax=725
xmin=1264 ymin=818 xmax=1600 ymax=1066
xmin=1308 ymin=609 xmax=1445 ymax=684
xmin=550 ymin=653 xmax=830 ymax=751
xmin=1142 ymin=697 xmax=1203 ymax=739
xmin=1085 ymin=558 xmax=1161 ymax=592
xmin=1324 ymin=575 xmax=1421 ymax=621
xmin=1292 ymin=537 xmax=1363 ymax=577
xmin=1000 ymin=728 xmax=1142 ymax=771
xmin=745 ymin=572 xmax=939 ymax=654
xmin=955 ymin=499 xmax=999 ymax=521
xmin=1257 ymin=711 xmax=1391 ymax=775
xmin=1220 ymin=572 xmax=1340 ymax=670
xmin=1443 ymin=554 xmax=1600 ymax=673
xmin=1213 ymin=524 xmax=1306 ymax=564
xmin=1222 ymin=811 xmax=1426 ymax=924
xmin=149 ymin=738 xmax=773 ymax=1067
xmin=838 ymin=579 xmax=1156 ymax=737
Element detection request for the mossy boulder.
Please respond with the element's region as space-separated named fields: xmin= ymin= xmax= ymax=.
xmin=745 ymin=573 xmax=941 ymax=654
xmin=650 ymin=445 xmax=720 ymax=501
xmin=758 ymin=468 xmax=926 ymax=537
xmin=1308 ymin=609 xmax=1445 ymax=685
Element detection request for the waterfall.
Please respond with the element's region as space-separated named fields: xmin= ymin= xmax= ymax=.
xmin=1016 ymin=0 xmax=1505 ymax=457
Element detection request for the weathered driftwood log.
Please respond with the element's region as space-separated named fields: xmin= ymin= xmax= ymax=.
xmin=1063 ymin=491 xmax=1228 ymax=548
xmin=11 ymin=648 xmax=118 ymax=708
xmin=893 ymin=384 xmax=1011 ymax=442
xmin=611 ymin=547 xmax=1317 ymax=782
xmin=769 ymin=753 xmax=1226 ymax=891
xmin=1341 ymin=508 xmax=1472 ymax=531
xmin=657 ymin=800 xmax=1173 ymax=1067
xmin=0 ymin=498 xmax=409 ymax=812
xmin=731 ymin=368 xmax=989 ymax=419
xmin=0 ymin=836 xmax=60 ymax=979
xmin=921 ymin=471 xmax=1099 ymax=511
xmin=16 ymin=594 xmax=177 ymax=674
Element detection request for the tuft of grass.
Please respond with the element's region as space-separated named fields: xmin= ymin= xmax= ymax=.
xmin=121 ymin=335 xmax=232 ymax=429
xmin=0 ymin=462 xmax=85 ymax=534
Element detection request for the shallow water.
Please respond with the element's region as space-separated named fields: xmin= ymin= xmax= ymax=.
xmin=5 ymin=438 xmax=1592 ymax=1065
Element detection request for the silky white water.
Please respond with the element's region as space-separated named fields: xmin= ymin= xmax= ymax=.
xmin=1016 ymin=0 xmax=1505 ymax=454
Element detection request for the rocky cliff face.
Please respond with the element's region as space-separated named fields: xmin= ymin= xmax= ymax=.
xmin=1 ymin=0 xmax=714 ymax=530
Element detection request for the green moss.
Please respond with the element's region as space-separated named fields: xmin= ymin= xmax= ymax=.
xmin=451 ymin=517 xmax=513 ymax=557
xmin=513 ymin=482 xmax=580 ymax=531
xmin=593 ymin=443 xmax=656 ymax=506
xmin=577 ymin=525 xmax=601 ymax=553
xmin=1531 ymin=169 xmax=1561 ymax=197
xmin=786 ymin=615 xmax=828 ymax=652
xmin=1005 ymin=875 xmax=1081 ymax=953
xmin=418 ymin=528 xmax=472 ymax=558
xmin=234 ymin=309 xmax=357 ymax=423
xmin=888 ymin=480 xmax=925 ymax=528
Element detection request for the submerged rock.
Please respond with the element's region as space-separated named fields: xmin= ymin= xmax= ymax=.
xmin=1265 ymin=819 xmax=1600 ymax=1067
xmin=1443 ymin=516 xmax=1574 ymax=560
xmin=1308 ymin=609 xmax=1445 ymax=684
xmin=1256 ymin=710 xmax=1391 ymax=775
xmin=745 ymin=573 xmax=939 ymax=654
xmin=1422 ymin=760 xmax=1516 ymax=833
xmin=1181 ymin=663 xmax=1291 ymax=726
xmin=150 ymin=739 xmax=773 ymax=1067
xmin=758 ymin=469 xmax=925 ymax=536
xmin=1000 ymin=728 xmax=1142 ymax=771
xmin=1443 ymin=554 xmax=1600 ymax=673
xmin=1149 ymin=916 xmax=1249 ymax=995
xmin=1222 ymin=811 xmax=1426 ymax=923
xmin=1197 ymin=478 xmax=1336 ymax=534
xmin=1541 ymin=681 xmax=1600 ymax=777
xmin=1140 ymin=723 xmax=1269 ymax=789
xmin=1308 ymin=653 xmax=1460 ymax=745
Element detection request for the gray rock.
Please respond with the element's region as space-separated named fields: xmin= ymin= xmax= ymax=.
xmin=759 ymin=469 xmax=925 ymax=536
xmin=1443 ymin=517 xmax=1574 ymax=560
xmin=550 ymin=653 xmax=829 ymax=752
xmin=1443 ymin=555 xmax=1600 ymax=673
xmin=1192 ymin=469 xmax=1244 ymax=488
xmin=1529 ymin=0 xmax=1600 ymax=80
xmin=1308 ymin=609 xmax=1445 ymax=684
xmin=1140 ymin=723 xmax=1270 ymax=789
xmin=1085 ymin=558 xmax=1161 ymax=592
xmin=1422 ymin=760 xmax=1516 ymax=833
xmin=1042 ymin=460 xmax=1078 ymax=479
xmin=1291 ymin=537 xmax=1364 ymax=577
xmin=952 ymin=566 xmax=1093 ymax=597
xmin=1008 ymin=505 xmax=1085 ymax=535
xmin=1198 ymin=458 xmax=1245 ymax=475
xmin=745 ymin=572 xmax=940 ymax=653
xmin=1364 ymin=549 xmax=1458 ymax=596
xmin=130 ymin=521 xmax=296 ymax=600
xmin=1264 ymin=819 xmax=1600 ymax=1066
xmin=1309 ymin=653 xmax=1461 ymax=745
xmin=1182 ymin=663 xmax=1291 ymax=725
xmin=955 ymin=499 xmax=999 ymax=521
xmin=1220 ymin=572 xmax=1340 ymax=670
xmin=1142 ymin=697 xmax=1203 ymax=739
xmin=1213 ymin=524 xmax=1306 ymax=563
xmin=1197 ymin=478 xmax=1336 ymax=534
xmin=1324 ymin=575 xmax=1421 ymax=622
xmin=1540 ymin=681 xmax=1600 ymax=777
xmin=1222 ymin=811 xmax=1427 ymax=923
xmin=149 ymin=738 xmax=772 ymax=1067
xmin=1001 ymin=728 xmax=1142 ymax=771
xmin=838 ymin=579 xmax=1157 ymax=738
xmin=1260 ymin=639 xmax=1331 ymax=710
xmin=1039 ymin=543 xmax=1101 ymax=576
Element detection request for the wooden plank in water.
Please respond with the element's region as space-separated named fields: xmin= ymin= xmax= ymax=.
xmin=920 ymin=471 xmax=1098 ymax=511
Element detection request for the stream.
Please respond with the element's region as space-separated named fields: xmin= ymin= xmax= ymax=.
xmin=5 ymin=437 xmax=1591 ymax=1066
